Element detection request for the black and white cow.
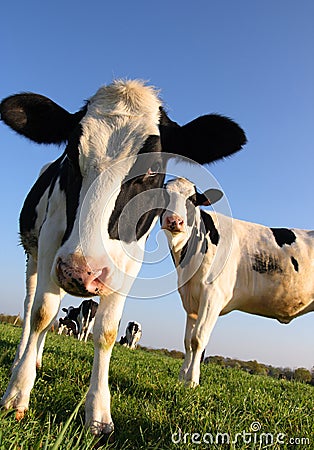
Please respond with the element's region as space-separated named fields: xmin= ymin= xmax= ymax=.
xmin=161 ymin=178 xmax=314 ymax=387
xmin=58 ymin=317 xmax=78 ymax=337
xmin=62 ymin=299 xmax=98 ymax=342
xmin=119 ymin=321 xmax=142 ymax=349
xmin=0 ymin=80 xmax=246 ymax=437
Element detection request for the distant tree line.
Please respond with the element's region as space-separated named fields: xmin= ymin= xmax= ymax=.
xmin=139 ymin=347 xmax=313 ymax=385
xmin=204 ymin=355 xmax=313 ymax=385
xmin=0 ymin=314 xmax=23 ymax=327
xmin=139 ymin=345 xmax=185 ymax=360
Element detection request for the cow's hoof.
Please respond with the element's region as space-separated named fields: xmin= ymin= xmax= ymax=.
xmin=185 ymin=380 xmax=199 ymax=388
xmin=92 ymin=422 xmax=115 ymax=448
xmin=15 ymin=407 xmax=27 ymax=421
xmin=1 ymin=398 xmax=27 ymax=421
xmin=1 ymin=391 xmax=29 ymax=420
xmin=93 ymin=432 xmax=115 ymax=448
xmin=90 ymin=420 xmax=114 ymax=435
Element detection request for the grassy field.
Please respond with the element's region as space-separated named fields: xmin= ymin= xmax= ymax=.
xmin=0 ymin=323 xmax=313 ymax=449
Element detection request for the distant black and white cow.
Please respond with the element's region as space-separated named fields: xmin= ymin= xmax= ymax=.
xmin=62 ymin=299 xmax=98 ymax=342
xmin=0 ymin=79 xmax=246 ymax=437
xmin=58 ymin=317 xmax=78 ymax=337
xmin=119 ymin=321 xmax=142 ymax=349
xmin=161 ymin=178 xmax=314 ymax=387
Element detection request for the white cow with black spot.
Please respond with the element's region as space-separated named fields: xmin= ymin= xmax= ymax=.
xmin=119 ymin=321 xmax=142 ymax=349
xmin=161 ymin=177 xmax=314 ymax=387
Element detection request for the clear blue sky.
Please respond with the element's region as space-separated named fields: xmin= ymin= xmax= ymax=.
xmin=1 ymin=0 xmax=313 ymax=369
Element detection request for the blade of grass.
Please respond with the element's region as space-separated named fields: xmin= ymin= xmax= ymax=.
xmin=51 ymin=390 xmax=87 ymax=450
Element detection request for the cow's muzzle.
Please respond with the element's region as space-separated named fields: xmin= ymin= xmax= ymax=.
xmin=161 ymin=214 xmax=185 ymax=233
xmin=55 ymin=255 xmax=110 ymax=297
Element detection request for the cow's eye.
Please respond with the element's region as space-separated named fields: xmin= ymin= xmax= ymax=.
xmin=146 ymin=161 xmax=162 ymax=176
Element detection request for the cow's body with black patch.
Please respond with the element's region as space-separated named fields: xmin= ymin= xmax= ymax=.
xmin=119 ymin=321 xmax=142 ymax=349
xmin=62 ymin=299 xmax=98 ymax=342
xmin=0 ymin=80 xmax=246 ymax=437
xmin=162 ymin=178 xmax=314 ymax=387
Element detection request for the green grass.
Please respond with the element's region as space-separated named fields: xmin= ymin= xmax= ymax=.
xmin=0 ymin=323 xmax=313 ymax=449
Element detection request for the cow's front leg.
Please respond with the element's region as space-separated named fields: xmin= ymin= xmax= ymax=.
xmin=1 ymin=283 xmax=62 ymax=418
xmin=85 ymin=293 xmax=125 ymax=436
xmin=11 ymin=255 xmax=37 ymax=371
xmin=179 ymin=313 xmax=196 ymax=381
xmin=185 ymin=288 xmax=224 ymax=387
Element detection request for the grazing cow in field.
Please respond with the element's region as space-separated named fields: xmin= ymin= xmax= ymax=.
xmin=119 ymin=321 xmax=142 ymax=349
xmin=62 ymin=299 xmax=98 ymax=342
xmin=58 ymin=317 xmax=78 ymax=336
xmin=161 ymin=178 xmax=314 ymax=387
xmin=0 ymin=79 xmax=246 ymax=437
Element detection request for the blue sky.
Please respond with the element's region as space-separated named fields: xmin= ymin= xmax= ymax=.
xmin=1 ymin=0 xmax=313 ymax=369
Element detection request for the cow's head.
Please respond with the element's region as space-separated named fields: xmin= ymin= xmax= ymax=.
xmin=0 ymin=80 xmax=246 ymax=297
xmin=161 ymin=177 xmax=223 ymax=253
xmin=61 ymin=306 xmax=79 ymax=321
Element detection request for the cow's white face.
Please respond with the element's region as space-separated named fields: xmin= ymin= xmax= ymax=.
xmin=161 ymin=178 xmax=223 ymax=255
xmin=161 ymin=178 xmax=198 ymax=252
xmin=54 ymin=81 xmax=165 ymax=296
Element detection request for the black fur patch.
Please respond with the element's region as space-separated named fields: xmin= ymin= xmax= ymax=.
xmin=59 ymin=158 xmax=83 ymax=245
xmin=108 ymin=136 xmax=166 ymax=242
xmin=57 ymin=126 xmax=84 ymax=245
xmin=270 ymin=228 xmax=296 ymax=247
xmin=290 ymin=257 xmax=299 ymax=272
xmin=252 ymin=253 xmax=283 ymax=274
xmin=179 ymin=226 xmax=201 ymax=268
xmin=0 ymin=92 xmax=86 ymax=144
xmin=20 ymin=126 xmax=84 ymax=250
xmin=159 ymin=111 xmax=247 ymax=163
xmin=179 ymin=226 xmax=208 ymax=267
xmin=20 ymin=153 xmax=66 ymax=238
xmin=200 ymin=210 xmax=219 ymax=245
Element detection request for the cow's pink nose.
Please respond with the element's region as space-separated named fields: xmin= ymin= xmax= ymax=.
xmin=56 ymin=256 xmax=110 ymax=296
xmin=164 ymin=215 xmax=184 ymax=232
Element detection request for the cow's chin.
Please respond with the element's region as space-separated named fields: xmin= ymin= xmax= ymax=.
xmin=162 ymin=228 xmax=188 ymax=253
xmin=61 ymin=283 xmax=114 ymax=298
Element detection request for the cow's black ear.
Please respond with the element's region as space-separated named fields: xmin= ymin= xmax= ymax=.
xmin=62 ymin=308 xmax=68 ymax=313
xmin=160 ymin=114 xmax=247 ymax=164
xmin=0 ymin=93 xmax=86 ymax=144
xmin=196 ymin=188 xmax=223 ymax=206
